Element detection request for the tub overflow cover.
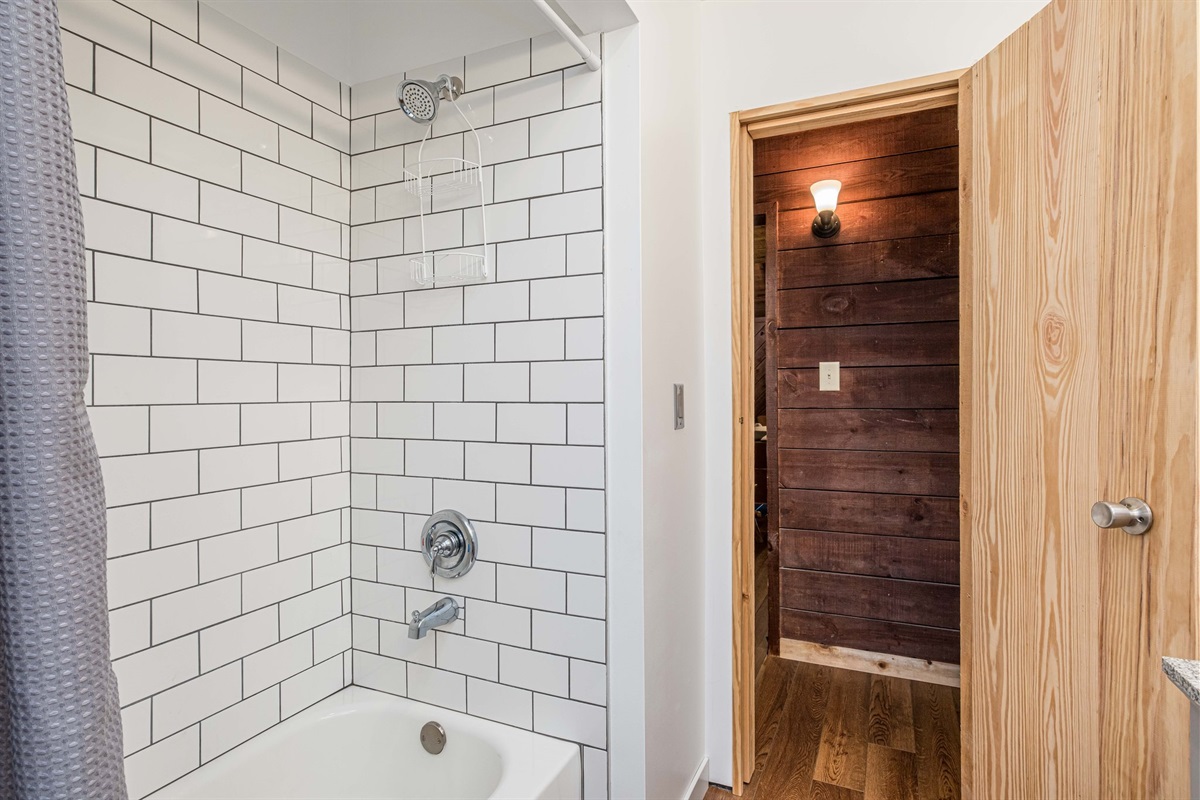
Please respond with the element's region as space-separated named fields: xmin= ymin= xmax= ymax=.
xmin=421 ymin=721 xmax=446 ymax=755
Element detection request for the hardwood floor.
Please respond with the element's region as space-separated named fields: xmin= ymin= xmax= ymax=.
xmin=705 ymin=657 xmax=960 ymax=800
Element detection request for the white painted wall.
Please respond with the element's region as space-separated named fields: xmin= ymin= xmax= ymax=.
xmin=626 ymin=0 xmax=1050 ymax=792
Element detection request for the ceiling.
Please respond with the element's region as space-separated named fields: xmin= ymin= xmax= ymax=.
xmin=204 ymin=0 xmax=637 ymax=86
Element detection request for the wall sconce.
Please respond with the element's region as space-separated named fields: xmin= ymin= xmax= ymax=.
xmin=810 ymin=179 xmax=842 ymax=239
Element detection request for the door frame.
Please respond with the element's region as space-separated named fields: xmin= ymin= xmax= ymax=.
xmin=728 ymin=69 xmax=967 ymax=794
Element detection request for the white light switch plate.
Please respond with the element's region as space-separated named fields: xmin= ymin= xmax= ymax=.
xmin=819 ymin=361 xmax=840 ymax=391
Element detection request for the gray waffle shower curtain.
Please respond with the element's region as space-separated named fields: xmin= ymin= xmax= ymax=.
xmin=0 ymin=0 xmax=128 ymax=797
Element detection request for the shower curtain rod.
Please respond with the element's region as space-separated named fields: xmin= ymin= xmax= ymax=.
xmin=531 ymin=0 xmax=601 ymax=71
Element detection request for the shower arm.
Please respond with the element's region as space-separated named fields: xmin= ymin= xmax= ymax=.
xmin=531 ymin=0 xmax=600 ymax=71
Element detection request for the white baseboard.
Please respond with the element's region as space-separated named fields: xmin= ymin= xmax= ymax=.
xmin=684 ymin=757 xmax=710 ymax=800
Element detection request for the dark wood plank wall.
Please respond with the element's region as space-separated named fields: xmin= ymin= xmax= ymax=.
xmin=757 ymin=105 xmax=960 ymax=665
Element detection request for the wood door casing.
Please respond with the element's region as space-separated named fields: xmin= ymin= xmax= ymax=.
xmin=961 ymin=0 xmax=1197 ymax=796
xmin=758 ymin=107 xmax=961 ymax=665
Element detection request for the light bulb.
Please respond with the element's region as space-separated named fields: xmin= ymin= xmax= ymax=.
xmin=810 ymin=179 xmax=842 ymax=213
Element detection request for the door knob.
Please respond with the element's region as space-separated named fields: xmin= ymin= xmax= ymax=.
xmin=1090 ymin=497 xmax=1153 ymax=535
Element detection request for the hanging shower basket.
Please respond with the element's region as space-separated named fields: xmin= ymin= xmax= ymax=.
xmin=404 ymin=99 xmax=488 ymax=287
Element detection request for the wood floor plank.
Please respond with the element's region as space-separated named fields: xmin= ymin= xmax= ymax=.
xmin=752 ymin=656 xmax=794 ymax=780
xmin=911 ymin=682 xmax=961 ymax=800
xmin=864 ymin=745 xmax=918 ymax=800
xmin=810 ymin=780 xmax=866 ymax=800
xmin=754 ymin=660 xmax=834 ymax=799
xmin=868 ymin=675 xmax=917 ymax=751
xmin=813 ymin=668 xmax=872 ymax=790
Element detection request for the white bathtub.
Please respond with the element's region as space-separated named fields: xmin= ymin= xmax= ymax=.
xmin=148 ymin=686 xmax=581 ymax=799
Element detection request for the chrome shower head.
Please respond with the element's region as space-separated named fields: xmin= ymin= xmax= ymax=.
xmin=397 ymin=74 xmax=464 ymax=123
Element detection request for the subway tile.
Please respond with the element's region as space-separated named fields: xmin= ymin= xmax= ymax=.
xmin=405 ymin=287 xmax=464 ymax=329
xmin=112 ymin=633 xmax=197 ymax=707
xmin=244 ymin=154 xmax=312 ymax=212
xmin=473 ymin=521 xmax=531 ymax=566
xmin=496 ymin=236 xmax=566 ymax=282
xmin=311 ymin=401 xmax=350 ymax=438
xmin=567 ymin=231 xmax=603 ymax=275
xmin=281 ymin=656 xmax=343 ymax=719
xmin=108 ymin=540 xmax=197 ymax=609
xmin=351 ymin=579 xmax=406 ymax=624
xmin=495 ymin=320 xmax=564 ymax=362
xmin=567 ymin=488 xmax=605 ymax=533
xmin=153 ymin=217 xmax=241 ymax=275
xmin=566 ymin=317 xmax=604 ymax=360
xmin=199 ymin=524 xmax=277 ymax=582
xmin=313 ymin=180 xmax=351 ymax=224
xmin=313 ymin=105 xmax=350 ymax=153
xmin=532 ymin=445 xmax=604 ymax=489
xmin=153 ymin=663 xmax=241 ymax=740
xmin=531 ymin=30 xmax=601 ymax=75
xmin=568 ymin=573 xmax=606 ymax=620
xmin=97 ymin=150 xmax=198 ymax=220
xmin=376 ymin=328 xmax=432 ymax=366
xmin=243 ymin=238 xmax=312 ymax=286
xmin=312 ymin=471 xmax=350 ymax=513
xmin=67 ymin=87 xmax=149 ymax=159
xmin=280 ymin=584 xmax=342 ymax=639
xmin=530 ymin=104 xmax=602 ymax=156
xmin=109 ymin=602 xmax=150 ymax=659
xmin=407 ymin=663 xmax=465 ymax=712
xmin=124 ymin=727 xmax=199 ymax=798
xmin=151 ymin=576 xmax=241 ymax=643
xmin=314 ymin=254 xmax=350 ymax=294
xmin=464 ymin=281 xmax=528 ymax=324
xmin=497 ymin=403 xmax=566 ymax=445
xmin=312 ymin=612 xmax=352 ymax=661
xmin=201 ymin=686 xmax=281 ymax=763
xmin=494 ymin=154 xmax=562 ymax=203
xmin=376 ymin=547 xmax=433 ymax=591
xmin=280 ymin=207 xmax=342 ymax=257
xmin=199 ymin=271 xmax=277 ymax=322
xmin=531 ymin=189 xmax=602 ymax=237
xmin=242 ymin=321 xmax=311 ymax=364
xmin=280 ymin=129 xmax=342 ymax=185
xmin=533 ymin=528 xmax=604 ymax=576
xmin=150 ymin=404 xmax=239 ymax=452
xmin=404 ymin=439 xmax=463 ymax=479
xmin=352 ymin=651 xmax=407 ymax=697
xmin=101 ymin=450 xmax=197 ymax=507
xmin=377 ymin=403 xmax=433 ymax=439
xmin=313 ymin=328 xmax=350 ymax=365
xmin=121 ymin=699 xmax=151 ymax=756
xmin=279 ymin=363 xmax=341 ymax=402
xmin=151 ymin=310 xmax=240 ymax=360
xmin=198 ymin=3 xmax=277 ymax=79
xmin=199 ymin=443 xmax=277 ymax=492
xmin=96 ymin=48 xmax=197 ymax=129
xmin=564 ymin=146 xmax=602 ymax=192
xmin=433 ymin=324 xmax=494 ymax=364
xmin=200 ymin=183 xmax=279 ymax=241
xmin=464 ymin=599 xmax=530 ymax=648
xmin=150 ymin=490 xmax=241 ymax=548
xmin=532 ymin=610 xmax=605 ymax=662
xmin=530 ymin=274 xmax=603 ymax=320
xmin=243 ymin=556 xmax=312 ymax=612
xmin=59 ymin=0 xmax=150 ymax=63
xmin=497 ymin=563 xmax=565 ymax=614
xmin=570 ymin=658 xmax=606 ymax=706
xmin=351 ymin=366 xmax=404 ymax=402
xmin=152 ymin=23 xmax=240 ymax=103
xmin=405 ymin=364 xmax=463 ymax=402
xmin=350 ymin=117 xmax=375 ymax=154
xmin=280 ymin=50 xmax=340 ymax=112
xmin=124 ymin=0 xmax=197 ymax=39
xmin=433 ymin=402 xmax=495 ymax=442
xmin=88 ymin=405 xmax=149 ymax=457
xmin=403 ymin=209 xmax=463 ymax=254
xmin=432 ymin=87 xmax=495 ymax=138
xmin=500 ymin=644 xmax=570 ymax=697
xmin=94 ymin=253 xmax=196 ymax=313
xmin=437 ymin=633 xmax=498 ymax=681
xmin=200 ymin=606 xmax=278 ymax=672
xmin=240 ymin=403 xmax=311 ymax=447
xmin=81 ymin=198 xmax=151 ymax=258
xmin=61 ymin=29 xmax=93 ymax=90
xmin=350 ymin=509 xmax=408 ymax=550
xmin=534 ymin=693 xmax=605 ymax=749
xmin=152 ymin=119 xmax=240 ymax=188
xmin=479 ymin=119 xmax=529 ymax=166
xmin=280 ymin=511 xmax=342 ymax=559
xmin=351 ymin=219 xmax=405 ymax=261
xmin=108 ymin=504 xmax=151 ymax=558
xmin=88 ymin=303 xmax=150 ymax=357
xmin=531 ymin=360 xmax=602 ymax=402
xmin=279 ymin=285 xmax=342 ymax=328
xmin=464 ymin=442 xmax=529 ymax=484
xmin=464 ymin=363 xmax=529 ymax=403
xmin=201 ymin=93 xmax=279 ymax=160
xmin=242 ymin=478 xmax=312 ymax=527
xmin=564 ymin=63 xmax=602 ymax=109
xmin=351 ymin=292 xmax=405 ymax=331
xmin=378 ymin=619 xmax=436 ymax=666
xmin=468 ymin=677 xmax=533 ymax=729
xmin=494 ymin=72 xmax=562 ymax=124
xmin=496 ymin=484 xmax=564 ymax=529
xmin=351 ymin=331 xmax=377 ymax=366
xmin=351 ymin=613 xmax=379 ymax=651
xmin=92 ymin=355 xmax=195 ymax=406
xmin=464 ymin=199 xmax=529 ymax=245
xmin=198 ymin=360 xmax=277 ymax=403
xmin=75 ymin=142 xmax=96 ymax=196
xmin=376 ymin=476 xmax=433 ymax=515
xmin=431 ymin=479 xmax=495 ymax=523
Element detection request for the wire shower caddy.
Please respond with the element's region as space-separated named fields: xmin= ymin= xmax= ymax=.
xmin=404 ymin=98 xmax=488 ymax=286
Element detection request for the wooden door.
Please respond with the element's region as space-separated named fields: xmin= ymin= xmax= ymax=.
xmin=961 ymin=0 xmax=1197 ymax=796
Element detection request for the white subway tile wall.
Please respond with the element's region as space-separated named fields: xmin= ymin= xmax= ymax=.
xmin=66 ymin=1 xmax=353 ymax=796
xmin=348 ymin=31 xmax=608 ymax=799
